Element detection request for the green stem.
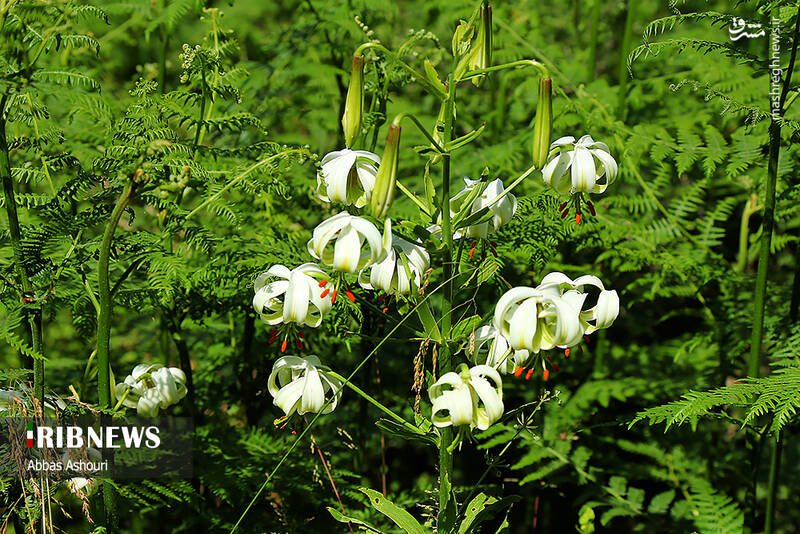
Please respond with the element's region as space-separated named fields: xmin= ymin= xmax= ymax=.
xmin=617 ymin=0 xmax=636 ymax=118
xmin=326 ymin=371 xmax=423 ymax=435
xmin=746 ymin=11 xmax=800 ymax=531
xmin=463 ymin=59 xmax=549 ymax=80
xmin=764 ymin=432 xmax=782 ymax=534
xmin=587 ymin=0 xmax=601 ymax=81
xmin=97 ymin=181 xmax=137 ymax=409
xmin=192 ymin=56 xmax=208 ymax=157
xmin=354 ymin=42 xmax=447 ymax=99
xmin=737 ymin=195 xmax=761 ymax=273
xmin=437 ymin=71 xmax=457 ymax=532
xmin=0 ymin=94 xmax=44 ymax=405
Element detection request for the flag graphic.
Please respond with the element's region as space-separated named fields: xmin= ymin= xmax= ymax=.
xmin=26 ymin=422 xmax=34 ymax=448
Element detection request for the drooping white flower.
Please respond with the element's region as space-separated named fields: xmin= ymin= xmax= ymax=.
xmin=267 ymin=355 xmax=343 ymax=416
xmin=468 ymin=325 xmax=530 ymax=374
xmin=253 ymin=263 xmax=331 ymax=327
xmin=541 ymin=135 xmax=617 ymax=196
xmin=67 ymin=477 xmax=96 ymax=495
xmin=317 ymin=149 xmax=380 ymax=207
xmin=359 ymin=219 xmax=430 ymax=296
xmin=493 ymin=272 xmax=619 ymax=353
xmin=429 ymin=364 xmax=504 ymax=430
xmin=450 ymin=178 xmax=517 ymax=239
xmin=493 ymin=287 xmax=584 ymax=353
xmin=113 ymin=364 xmax=188 ymax=416
xmin=307 ymin=211 xmax=386 ymax=273
xmin=535 ymin=272 xmax=620 ymax=334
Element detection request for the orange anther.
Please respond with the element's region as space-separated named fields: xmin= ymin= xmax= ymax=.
xmin=318 ymin=279 xmax=328 ymax=287
xmin=346 ymin=290 xmax=355 ymax=303
xmin=331 ymin=289 xmax=338 ymax=303
xmin=565 ymin=348 xmax=570 ymax=357
xmin=280 ymin=339 xmax=288 ymax=353
xmin=514 ymin=366 xmax=524 ymax=377
xmin=543 ymin=369 xmax=550 ymax=381
xmin=575 ymin=213 xmax=581 ymax=225
xmin=320 ymin=288 xmax=330 ymax=298
xmin=525 ymin=368 xmax=533 ymax=380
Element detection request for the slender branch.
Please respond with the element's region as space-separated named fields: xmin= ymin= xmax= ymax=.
xmin=184 ymin=149 xmax=307 ymax=220
xmin=354 ymin=42 xmax=447 ymax=99
xmin=462 ymin=59 xmax=549 ymax=80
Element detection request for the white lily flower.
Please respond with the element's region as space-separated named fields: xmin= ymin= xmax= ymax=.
xmin=359 ymin=219 xmax=430 ymax=296
xmin=307 ymin=211 xmax=386 ymax=273
xmin=317 ymin=149 xmax=380 ymax=207
xmin=493 ymin=272 xmax=619 ymax=353
xmin=541 ymin=135 xmax=618 ymax=196
xmin=429 ymin=365 xmax=504 ymax=430
xmin=67 ymin=477 xmax=96 ymax=495
xmin=253 ymin=263 xmax=331 ymax=327
xmin=450 ymin=178 xmax=517 ymax=239
xmin=114 ymin=364 xmax=188 ymax=416
xmin=267 ymin=355 xmax=343 ymax=416
xmin=468 ymin=325 xmax=530 ymax=374
xmin=536 ymin=272 xmax=620 ymax=334
xmin=493 ymin=286 xmax=583 ymax=353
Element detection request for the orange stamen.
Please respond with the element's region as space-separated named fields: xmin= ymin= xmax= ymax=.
xmin=331 ymin=289 xmax=338 ymax=303
xmin=320 ymin=288 xmax=330 ymax=298
xmin=575 ymin=213 xmax=581 ymax=225
xmin=514 ymin=366 xmax=524 ymax=377
xmin=565 ymin=348 xmax=570 ymax=358
xmin=525 ymin=368 xmax=534 ymax=380
xmin=280 ymin=339 xmax=288 ymax=353
xmin=345 ymin=290 xmax=355 ymax=303
xmin=543 ymin=369 xmax=550 ymax=381
xmin=318 ymin=279 xmax=327 ymax=287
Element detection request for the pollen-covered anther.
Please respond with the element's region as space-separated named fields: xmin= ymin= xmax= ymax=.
xmin=564 ymin=348 xmax=570 ymax=358
xmin=469 ymin=241 xmax=477 ymax=259
xmin=320 ymin=288 xmax=330 ymax=298
xmin=525 ymin=368 xmax=534 ymax=380
xmin=575 ymin=213 xmax=581 ymax=225
xmin=318 ymin=279 xmax=328 ymax=288
xmin=296 ymin=339 xmax=303 ymax=350
xmin=587 ymin=200 xmax=596 ymax=217
xmin=543 ymin=368 xmax=550 ymax=381
xmin=280 ymin=339 xmax=288 ymax=353
xmin=331 ymin=289 xmax=338 ymax=303
xmin=345 ymin=289 xmax=356 ymax=303
xmin=514 ymin=366 xmax=524 ymax=377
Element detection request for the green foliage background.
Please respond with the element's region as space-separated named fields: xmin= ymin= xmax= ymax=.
xmin=2 ymin=0 xmax=800 ymax=532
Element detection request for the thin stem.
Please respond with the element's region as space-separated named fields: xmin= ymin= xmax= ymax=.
xmin=326 ymin=371 xmax=422 ymax=435
xmin=184 ymin=149 xmax=307 ymax=220
xmin=737 ymin=195 xmax=762 ymax=273
xmin=617 ymin=0 xmax=636 ymax=118
xmin=392 ymin=113 xmax=445 ymax=152
xmin=587 ymin=0 xmax=601 ymax=81
xmin=354 ymin=42 xmax=446 ymax=99
xmin=437 ymin=69 xmax=457 ymax=532
xmin=764 ymin=432 xmax=782 ymax=534
xmin=0 ymin=94 xmax=44 ymax=405
xmin=462 ymin=59 xmax=549 ymax=80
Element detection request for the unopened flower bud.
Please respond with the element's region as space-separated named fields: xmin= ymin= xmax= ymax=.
xmin=468 ymin=3 xmax=492 ymax=86
xmin=370 ymin=124 xmax=401 ymax=219
xmin=342 ymin=55 xmax=365 ymax=148
xmin=532 ymin=77 xmax=552 ymax=169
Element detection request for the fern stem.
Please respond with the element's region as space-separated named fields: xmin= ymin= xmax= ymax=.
xmin=437 ymin=69 xmax=457 ymax=533
xmin=616 ymin=0 xmax=636 ymax=119
xmin=0 ymin=93 xmax=44 ymax=405
xmin=764 ymin=432 xmax=782 ymax=534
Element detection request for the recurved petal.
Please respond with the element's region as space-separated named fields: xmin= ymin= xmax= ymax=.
xmin=571 ymin=145 xmax=597 ymax=193
xmin=272 ymin=378 xmax=305 ymax=416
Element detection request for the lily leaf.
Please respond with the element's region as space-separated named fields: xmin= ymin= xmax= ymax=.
xmin=361 ymin=488 xmax=432 ymax=534
xmin=375 ymin=418 xmax=437 ymax=446
xmin=451 ymin=314 xmax=482 ymax=343
xmin=445 ymin=121 xmax=486 ymax=152
xmin=327 ymin=506 xmax=384 ymax=532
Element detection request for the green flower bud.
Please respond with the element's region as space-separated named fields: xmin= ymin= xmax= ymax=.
xmin=370 ymin=124 xmax=401 ymax=219
xmin=342 ymin=55 xmax=365 ymax=148
xmin=532 ymin=77 xmax=552 ymax=169
xmin=468 ymin=3 xmax=492 ymax=86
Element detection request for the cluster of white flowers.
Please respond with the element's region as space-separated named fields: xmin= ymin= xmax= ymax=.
xmin=261 ymin=127 xmax=620 ymax=435
xmin=113 ymin=364 xmax=188 ymax=417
